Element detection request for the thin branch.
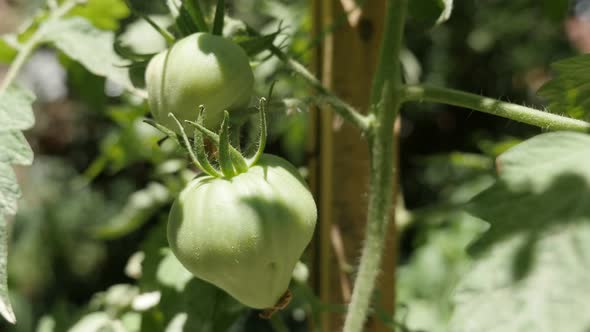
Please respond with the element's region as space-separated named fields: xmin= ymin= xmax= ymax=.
xmin=270 ymin=46 xmax=370 ymax=132
xmin=401 ymin=85 xmax=590 ymax=132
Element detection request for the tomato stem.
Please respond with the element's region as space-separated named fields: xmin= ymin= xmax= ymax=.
xmin=401 ymin=85 xmax=590 ymax=132
xmin=343 ymin=0 xmax=407 ymax=331
xmin=267 ymin=45 xmax=370 ymax=132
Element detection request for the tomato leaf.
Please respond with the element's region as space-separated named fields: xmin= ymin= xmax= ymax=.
xmin=0 ymin=85 xmax=36 ymax=325
xmin=451 ymin=132 xmax=590 ymax=332
xmin=0 ymin=86 xmax=35 ymax=132
xmin=537 ymin=55 xmax=590 ymax=119
xmin=68 ymin=0 xmax=130 ymax=31
xmin=236 ymin=31 xmax=280 ymax=57
xmin=42 ymin=17 xmax=142 ymax=97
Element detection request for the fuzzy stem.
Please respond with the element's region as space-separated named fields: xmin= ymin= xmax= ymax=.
xmin=401 ymin=85 xmax=590 ymax=132
xmin=342 ymin=1 xmax=406 ymax=331
xmin=0 ymin=0 xmax=80 ymax=93
xmin=270 ymin=46 xmax=370 ymax=132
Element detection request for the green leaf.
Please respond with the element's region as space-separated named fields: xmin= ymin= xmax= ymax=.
xmin=0 ymin=210 xmax=15 ymax=325
xmin=236 ymin=31 xmax=280 ymax=57
xmin=42 ymin=17 xmax=137 ymax=94
xmin=0 ymin=85 xmax=35 ymax=132
xmin=537 ymin=55 xmax=590 ymax=119
xmin=451 ymin=132 xmax=590 ymax=332
xmin=68 ymin=0 xmax=130 ymax=30
xmin=0 ymin=36 xmax=17 ymax=64
xmin=409 ymin=0 xmax=453 ymax=27
xmin=0 ymin=85 xmax=36 ymax=324
xmin=0 ymin=132 xmax=33 ymax=165
xmin=397 ymin=213 xmax=485 ymax=332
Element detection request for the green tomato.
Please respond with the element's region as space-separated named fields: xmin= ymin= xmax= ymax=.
xmin=145 ymin=32 xmax=254 ymax=131
xmin=167 ymin=154 xmax=317 ymax=309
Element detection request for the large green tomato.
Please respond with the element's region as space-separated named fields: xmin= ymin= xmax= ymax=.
xmin=167 ymin=154 xmax=317 ymax=309
xmin=145 ymin=32 xmax=254 ymax=131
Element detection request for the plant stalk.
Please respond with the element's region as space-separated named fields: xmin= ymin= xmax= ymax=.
xmin=270 ymin=46 xmax=370 ymax=132
xmin=342 ymin=1 xmax=406 ymax=331
xmin=401 ymin=85 xmax=590 ymax=132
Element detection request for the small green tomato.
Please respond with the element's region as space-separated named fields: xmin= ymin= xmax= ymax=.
xmin=167 ymin=154 xmax=317 ymax=309
xmin=145 ymin=32 xmax=254 ymax=131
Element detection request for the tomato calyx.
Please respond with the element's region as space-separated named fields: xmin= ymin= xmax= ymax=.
xmin=164 ymin=97 xmax=268 ymax=179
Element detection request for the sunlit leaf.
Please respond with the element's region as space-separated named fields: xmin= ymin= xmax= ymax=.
xmin=0 ymin=85 xmax=36 ymax=325
xmin=68 ymin=0 xmax=130 ymax=30
xmin=0 ymin=85 xmax=35 ymax=132
xmin=0 ymin=132 xmax=33 ymax=166
xmin=42 ymin=17 xmax=139 ymax=95
xmin=451 ymin=132 xmax=590 ymax=332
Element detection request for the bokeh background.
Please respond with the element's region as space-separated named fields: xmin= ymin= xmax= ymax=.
xmin=0 ymin=0 xmax=588 ymax=331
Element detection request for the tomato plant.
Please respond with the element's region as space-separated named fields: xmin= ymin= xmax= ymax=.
xmin=146 ymin=32 xmax=254 ymax=131
xmin=2 ymin=0 xmax=590 ymax=332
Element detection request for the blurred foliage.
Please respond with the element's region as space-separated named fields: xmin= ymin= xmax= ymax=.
xmin=1 ymin=0 xmax=589 ymax=331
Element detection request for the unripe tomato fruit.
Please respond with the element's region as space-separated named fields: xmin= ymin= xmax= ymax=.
xmin=167 ymin=154 xmax=317 ymax=309
xmin=145 ymin=32 xmax=254 ymax=131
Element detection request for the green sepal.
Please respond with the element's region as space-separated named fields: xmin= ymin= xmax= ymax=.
xmin=182 ymin=0 xmax=209 ymax=33
xmin=212 ymin=0 xmax=225 ymax=35
xmin=218 ymin=111 xmax=236 ymax=177
xmin=194 ymin=106 xmax=223 ymax=177
xmin=185 ymin=120 xmax=248 ymax=173
xmin=168 ymin=113 xmax=203 ymax=170
xmin=247 ymin=97 xmax=267 ymax=167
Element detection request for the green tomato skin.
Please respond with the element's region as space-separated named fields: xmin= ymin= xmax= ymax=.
xmin=167 ymin=154 xmax=317 ymax=309
xmin=145 ymin=32 xmax=254 ymax=131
